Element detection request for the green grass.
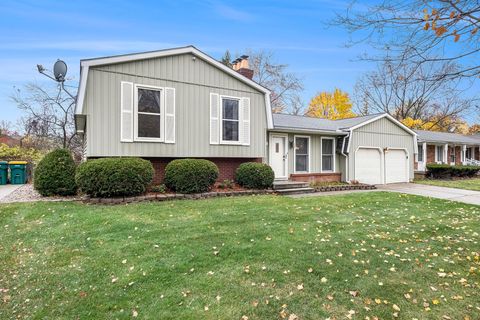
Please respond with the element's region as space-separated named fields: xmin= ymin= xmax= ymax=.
xmin=415 ymin=177 xmax=480 ymax=191
xmin=1 ymin=193 xmax=479 ymax=319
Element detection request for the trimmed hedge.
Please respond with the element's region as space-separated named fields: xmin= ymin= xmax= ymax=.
xmin=235 ymin=162 xmax=274 ymax=189
xmin=426 ymin=164 xmax=480 ymax=179
xmin=76 ymin=158 xmax=154 ymax=197
xmin=34 ymin=149 xmax=77 ymax=196
xmin=164 ymin=159 xmax=218 ymax=194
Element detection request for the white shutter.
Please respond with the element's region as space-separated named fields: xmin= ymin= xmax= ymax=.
xmin=164 ymin=87 xmax=175 ymax=143
xmin=120 ymin=81 xmax=134 ymax=142
xmin=241 ymin=97 xmax=250 ymax=145
xmin=210 ymin=93 xmax=220 ymax=144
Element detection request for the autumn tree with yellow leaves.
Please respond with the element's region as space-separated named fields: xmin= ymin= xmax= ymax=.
xmin=305 ymin=89 xmax=355 ymax=120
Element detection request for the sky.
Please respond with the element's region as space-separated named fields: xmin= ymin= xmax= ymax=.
xmin=0 ymin=0 xmax=476 ymax=128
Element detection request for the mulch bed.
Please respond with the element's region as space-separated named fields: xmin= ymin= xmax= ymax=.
xmin=312 ymin=184 xmax=376 ymax=192
xmin=84 ymin=189 xmax=275 ymax=204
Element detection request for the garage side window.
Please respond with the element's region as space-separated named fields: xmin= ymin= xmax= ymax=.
xmin=295 ymin=136 xmax=309 ymax=172
xmin=321 ymin=138 xmax=335 ymax=172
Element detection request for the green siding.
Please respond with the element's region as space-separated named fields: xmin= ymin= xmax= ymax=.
xmin=348 ymin=117 xmax=415 ymax=181
xmin=268 ymin=132 xmax=343 ymax=175
xmin=83 ymin=53 xmax=267 ymax=158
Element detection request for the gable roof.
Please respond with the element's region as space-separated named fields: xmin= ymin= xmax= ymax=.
xmin=74 ymin=45 xmax=273 ymax=128
xmin=272 ymin=113 xmax=416 ymax=136
xmin=415 ymin=130 xmax=480 ymax=145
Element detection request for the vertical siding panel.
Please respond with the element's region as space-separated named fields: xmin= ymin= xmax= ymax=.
xmin=85 ymin=53 xmax=267 ymax=158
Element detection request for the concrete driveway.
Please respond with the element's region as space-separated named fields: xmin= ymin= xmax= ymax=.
xmin=377 ymin=183 xmax=480 ymax=205
xmin=0 ymin=184 xmax=22 ymax=202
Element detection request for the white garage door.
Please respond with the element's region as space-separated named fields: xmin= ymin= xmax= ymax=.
xmin=355 ymin=148 xmax=382 ymax=185
xmin=385 ymin=149 xmax=408 ymax=183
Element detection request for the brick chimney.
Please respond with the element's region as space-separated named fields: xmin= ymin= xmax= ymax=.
xmin=232 ymin=55 xmax=254 ymax=80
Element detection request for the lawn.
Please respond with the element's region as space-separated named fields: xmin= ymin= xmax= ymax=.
xmin=1 ymin=193 xmax=479 ymax=319
xmin=415 ymin=177 xmax=480 ymax=191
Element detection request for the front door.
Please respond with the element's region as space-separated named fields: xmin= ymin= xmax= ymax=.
xmin=270 ymin=135 xmax=287 ymax=179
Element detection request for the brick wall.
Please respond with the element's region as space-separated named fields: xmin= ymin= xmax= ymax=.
xmin=426 ymin=145 xmax=436 ymax=164
xmin=146 ymin=157 xmax=262 ymax=185
xmin=289 ymin=172 xmax=341 ymax=183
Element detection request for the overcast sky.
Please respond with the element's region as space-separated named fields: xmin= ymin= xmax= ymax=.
xmin=0 ymin=0 xmax=477 ymax=126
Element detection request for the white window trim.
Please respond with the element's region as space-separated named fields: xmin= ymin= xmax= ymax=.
xmin=416 ymin=144 xmax=424 ymax=163
xmin=294 ymin=135 xmax=311 ymax=173
xmin=134 ymin=84 xmax=164 ymax=142
xmin=219 ymin=95 xmax=243 ymax=145
xmin=320 ymin=137 xmax=336 ymax=173
xmin=435 ymin=145 xmax=444 ymax=163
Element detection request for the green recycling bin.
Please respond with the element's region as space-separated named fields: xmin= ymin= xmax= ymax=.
xmin=0 ymin=161 xmax=8 ymax=185
xmin=9 ymin=161 xmax=28 ymax=185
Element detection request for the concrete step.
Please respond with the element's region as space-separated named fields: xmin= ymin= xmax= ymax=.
xmin=273 ymin=181 xmax=310 ymax=190
xmin=275 ymin=187 xmax=315 ymax=195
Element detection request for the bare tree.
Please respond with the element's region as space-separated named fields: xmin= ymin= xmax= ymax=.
xmin=354 ymin=60 xmax=476 ymax=129
xmin=247 ymin=50 xmax=304 ymax=113
xmin=334 ymin=0 xmax=480 ymax=80
xmin=11 ymin=82 xmax=81 ymax=157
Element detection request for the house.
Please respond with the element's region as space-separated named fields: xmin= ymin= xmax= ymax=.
xmin=74 ymin=45 xmax=420 ymax=185
xmin=414 ymin=130 xmax=480 ymax=171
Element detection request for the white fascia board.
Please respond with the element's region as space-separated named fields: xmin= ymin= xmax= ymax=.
xmin=75 ymin=66 xmax=88 ymax=115
xmin=347 ymin=113 xmax=417 ymax=137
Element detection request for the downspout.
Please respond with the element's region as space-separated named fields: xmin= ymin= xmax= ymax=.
xmin=339 ymin=130 xmax=351 ymax=182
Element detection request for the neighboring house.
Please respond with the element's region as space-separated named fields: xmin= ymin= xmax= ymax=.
xmin=0 ymin=134 xmax=21 ymax=147
xmin=414 ymin=130 xmax=480 ymax=171
xmin=74 ymin=45 xmax=419 ymax=185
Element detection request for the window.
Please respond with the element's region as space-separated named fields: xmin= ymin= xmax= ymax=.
xmin=417 ymin=145 xmax=423 ymax=162
xmin=295 ymin=136 xmax=309 ymax=172
xmin=221 ymin=97 xmax=240 ymax=142
xmin=136 ymin=86 xmax=162 ymax=139
xmin=466 ymin=147 xmax=472 ymax=159
xmin=436 ymin=145 xmax=444 ymax=162
xmin=321 ymin=138 xmax=335 ymax=171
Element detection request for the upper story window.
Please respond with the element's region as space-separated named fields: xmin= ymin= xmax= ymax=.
xmin=137 ymin=87 xmax=162 ymax=139
xmin=121 ymin=81 xmax=175 ymax=144
xmin=221 ymin=97 xmax=240 ymax=142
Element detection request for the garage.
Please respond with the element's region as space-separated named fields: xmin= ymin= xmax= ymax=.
xmin=354 ymin=148 xmax=383 ymax=185
xmin=348 ymin=114 xmax=416 ymax=185
xmin=385 ymin=149 xmax=409 ymax=183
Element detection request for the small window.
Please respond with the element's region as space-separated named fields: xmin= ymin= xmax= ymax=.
xmin=137 ymin=87 xmax=162 ymax=139
xmin=322 ymin=138 xmax=334 ymax=171
xmin=221 ymin=97 xmax=240 ymax=142
xmin=466 ymin=147 xmax=472 ymax=159
xmin=417 ymin=145 xmax=423 ymax=162
xmin=295 ymin=137 xmax=309 ymax=172
xmin=436 ymin=145 xmax=444 ymax=162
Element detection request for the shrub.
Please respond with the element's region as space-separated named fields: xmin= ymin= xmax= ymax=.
xmin=151 ymin=184 xmax=167 ymax=193
xmin=34 ymin=149 xmax=77 ymax=196
xmin=235 ymin=162 xmax=274 ymax=189
xmin=218 ymin=179 xmax=234 ymax=189
xmin=426 ymin=164 xmax=480 ymax=179
xmin=76 ymin=158 xmax=154 ymax=197
xmin=164 ymin=159 xmax=218 ymax=194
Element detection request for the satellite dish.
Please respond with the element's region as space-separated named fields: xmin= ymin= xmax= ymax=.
xmin=53 ymin=59 xmax=67 ymax=81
